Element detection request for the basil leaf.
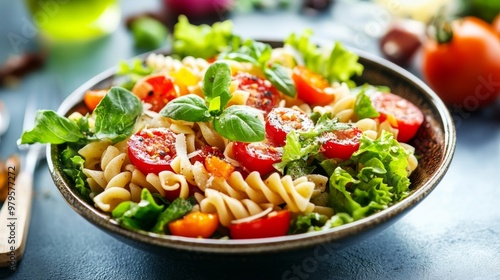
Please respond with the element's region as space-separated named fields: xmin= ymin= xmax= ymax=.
xmin=264 ymin=64 xmax=296 ymax=97
xmin=202 ymin=61 xmax=232 ymax=110
xmin=212 ymin=105 xmax=265 ymax=142
xmin=223 ymin=52 xmax=259 ymax=64
xmin=354 ymin=90 xmax=379 ymax=119
xmin=94 ymin=87 xmax=143 ymax=143
xmin=160 ymin=94 xmax=211 ymax=122
xmin=20 ymin=110 xmax=86 ymax=144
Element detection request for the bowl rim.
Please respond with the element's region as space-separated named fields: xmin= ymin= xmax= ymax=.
xmin=47 ymin=43 xmax=456 ymax=254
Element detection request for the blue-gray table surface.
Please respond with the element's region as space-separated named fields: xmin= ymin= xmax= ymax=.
xmin=0 ymin=0 xmax=499 ymax=279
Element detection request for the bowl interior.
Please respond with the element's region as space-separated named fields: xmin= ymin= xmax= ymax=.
xmin=47 ymin=45 xmax=456 ymax=257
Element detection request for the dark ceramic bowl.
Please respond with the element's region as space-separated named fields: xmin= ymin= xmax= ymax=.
xmin=47 ymin=44 xmax=456 ymax=266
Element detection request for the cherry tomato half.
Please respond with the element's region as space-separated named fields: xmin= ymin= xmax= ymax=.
xmin=232 ymin=141 xmax=282 ymax=176
xmin=83 ymin=89 xmax=107 ymax=111
xmin=292 ymin=65 xmax=335 ymax=106
xmin=132 ymin=74 xmax=177 ymax=112
xmin=320 ymin=126 xmax=362 ymax=160
xmin=190 ymin=145 xmax=224 ymax=165
xmin=266 ymin=107 xmax=314 ymax=147
xmin=233 ymin=72 xmax=280 ymax=114
xmin=127 ymin=127 xmax=177 ymax=175
xmin=422 ymin=17 xmax=500 ymax=107
xmin=229 ymin=210 xmax=291 ymax=239
xmin=370 ymin=92 xmax=424 ymax=143
xmin=168 ymin=212 xmax=219 ymax=238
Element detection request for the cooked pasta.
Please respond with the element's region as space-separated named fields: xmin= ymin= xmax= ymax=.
xmin=195 ymin=189 xmax=276 ymax=227
xmin=44 ymin=26 xmax=424 ymax=239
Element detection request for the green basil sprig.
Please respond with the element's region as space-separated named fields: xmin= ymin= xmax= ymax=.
xmin=160 ymin=61 xmax=265 ymax=142
xmin=221 ymin=39 xmax=296 ymax=97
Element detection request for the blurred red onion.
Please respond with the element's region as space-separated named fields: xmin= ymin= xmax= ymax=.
xmin=164 ymin=0 xmax=234 ymax=20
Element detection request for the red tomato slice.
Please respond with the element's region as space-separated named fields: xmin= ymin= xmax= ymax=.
xmin=370 ymin=92 xmax=424 ymax=143
xmin=232 ymin=141 xmax=282 ymax=176
xmin=127 ymin=127 xmax=177 ymax=175
xmin=321 ymin=126 xmax=363 ymax=160
xmin=229 ymin=210 xmax=291 ymax=239
xmin=233 ymin=72 xmax=280 ymax=114
xmin=266 ymin=107 xmax=314 ymax=146
xmin=189 ymin=145 xmax=224 ymax=165
xmin=292 ymin=66 xmax=335 ymax=106
xmin=132 ymin=74 xmax=177 ymax=112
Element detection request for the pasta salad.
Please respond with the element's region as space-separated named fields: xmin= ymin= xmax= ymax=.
xmin=21 ymin=17 xmax=423 ymax=239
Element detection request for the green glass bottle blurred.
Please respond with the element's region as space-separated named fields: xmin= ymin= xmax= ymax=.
xmin=25 ymin=0 xmax=121 ymax=42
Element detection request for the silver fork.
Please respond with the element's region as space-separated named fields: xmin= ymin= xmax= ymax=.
xmin=0 ymin=77 xmax=61 ymax=267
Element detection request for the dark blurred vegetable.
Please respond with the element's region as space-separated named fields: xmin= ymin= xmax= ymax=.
xmin=379 ymin=20 xmax=424 ymax=67
xmin=301 ymin=0 xmax=333 ymax=15
xmin=421 ymin=16 xmax=500 ymax=107
xmin=0 ymin=52 xmax=45 ymax=86
xmin=164 ymin=0 xmax=233 ymax=20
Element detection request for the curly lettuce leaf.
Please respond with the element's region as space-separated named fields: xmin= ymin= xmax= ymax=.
xmin=60 ymin=145 xmax=92 ymax=204
xmin=328 ymin=131 xmax=412 ymax=220
xmin=173 ymin=15 xmax=241 ymax=59
xmin=284 ymin=30 xmax=363 ymax=87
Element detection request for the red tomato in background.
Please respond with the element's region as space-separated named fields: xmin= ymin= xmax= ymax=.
xmin=233 ymin=72 xmax=280 ymax=114
xmin=421 ymin=17 xmax=500 ymax=107
xmin=229 ymin=210 xmax=291 ymax=239
xmin=370 ymin=92 xmax=424 ymax=143
xmin=132 ymin=74 xmax=177 ymax=112
xmin=232 ymin=141 xmax=282 ymax=176
xmin=493 ymin=14 xmax=500 ymax=35
xmin=265 ymin=107 xmax=314 ymax=146
xmin=127 ymin=127 xmax=177 ymax=175
xmin=321 ymin=126 xmax=362 ymax=160
xmin=292 ymin=66 xmax=335 ymax=106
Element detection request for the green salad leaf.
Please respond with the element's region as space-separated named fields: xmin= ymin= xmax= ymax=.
xmin=61 ymin=145 xmax=91 ymax=203
xmin=289 ymin=213 xmax=329 ymax=234
xmin=151 ymin=197 xmax=194 ymax=234
xmin=173 ymin=15 xmax=241 ymax=59
xmin=328 ymin=131 xmax=411 ymax=220
xmin=284 ymin=30 xmax=363 ymax=87
xmin=112 ymin=188 xmax=165 ymax=231
xmin=116 ymin=58 xmax=153 ymax=90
